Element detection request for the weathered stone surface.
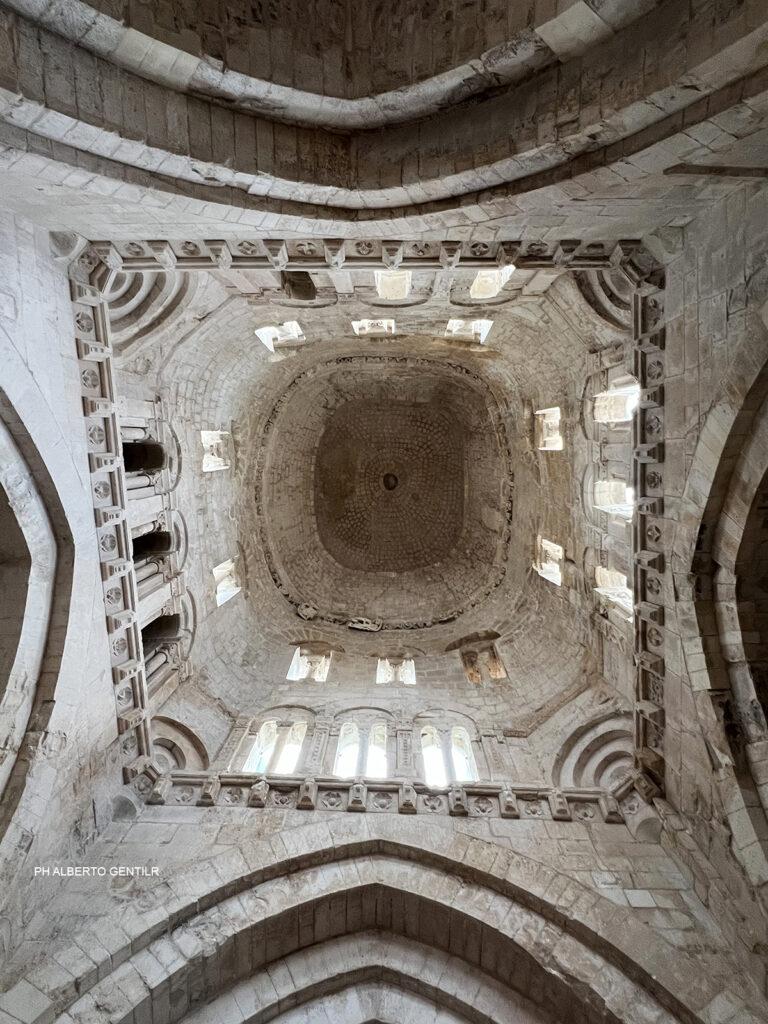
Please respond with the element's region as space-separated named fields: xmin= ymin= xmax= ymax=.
xmin=0 ymin=6 xmax=768 ymax=1022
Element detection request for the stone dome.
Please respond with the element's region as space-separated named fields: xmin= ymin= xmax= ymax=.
xmin=314 ymin=399 xmax=464 ymax=573
xmin=254 ymin=357 xmax=513 ymax=634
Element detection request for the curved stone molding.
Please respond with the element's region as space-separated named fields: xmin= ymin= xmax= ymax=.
xmin=0 ymin=417 xmax=56 ymax=806
xmin=103 ymin=268 xmax=194 ymax=355
xmin=150 ymin=715 xmax=208 ymax=772
xmin=1 ymin=69 xmax=765 ymax=213
xmin=0 ymin=385 xmax=77 ymax=864
xmin=0 ymin=0 xmax=653 ymax=130
xmin=574 ymin=269 xmax=633 ymax=330
xmin=172 ymin=509 xmax=190 ymax=572
xmin=0 ymin=3 xmax=766 ymax=225
xmin=552 ymin=712 xmax=634 ymax=790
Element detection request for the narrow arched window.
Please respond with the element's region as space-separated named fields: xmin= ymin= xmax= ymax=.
xmin=212 ymin=558 xmax=241 ymax=606
xmin=535 ymin=407 xmax=563 ymax=450
xmin=593 ymin=382 xmax=640 ymax=423
xmin=451 ymin=727 xmax=479 ymax=782
xmin=445 ymin=317 xmax=493 ymax=344
xmin=593 ymin=479 xmax=634 ymax=519
xmin=535 ymin=536 xmax=563 ymax=586
xmin=421 ymin=726 xmax=448 ymax=788
xmin=333 ymin=722 xmax=360 ymax=778
xmin=200 ymin=430 xmax=230 ymax=472
xmin=376 ymin=657 xmax=415 ymax=685
xmin=287 ymin=646 xmax=331 ymax=682
xmin=365 ymin=722 xmax=388 ymax=779
xmin=272 ymin=721 xmax=307 ymax=774
xmin=595 ymin=566 xmax=634 ymax=618
xmin=243 ymin=720 xmax=277 ymax=773
xmin=254 ymin=320 xmax=304 ymax=351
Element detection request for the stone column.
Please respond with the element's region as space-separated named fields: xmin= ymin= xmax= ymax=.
xmin=136 ymin=557 xmax=164 ymax=582
xmin=395 ymin=724 xmax=415 ymax=778
xmin=125 ymin=472 xmax=153 ymax=491
xmin=145 ymin=648 xmax=169 ymax=679
xmin=136 ymin=561 xmax=164 ymax=595
xmin=269 ymin=720 xmax=294 ymax=773
xmin=212 ymin=716 xmax=253 ymax=771
xmin=121 ymin=425 xmax=149 ymax=441
xmin=147 ymin=666 xmax=180 ymax=712
xmin=131 ymin=519 xmax=159 ymax=540
xmin=356 ymin=725 xmax=370 ymax=778
xmin=145 ymin=643 xmax=182 ymax=702
xmin=323 ymin=725 xmax=340 ymax=776
xmin=480 ymin=731 xmax=505 ymax=781
xmin=438 ymin=727 xmax=454 ymax=785
xmin=301 ymin=717 xmax=330 ymax=776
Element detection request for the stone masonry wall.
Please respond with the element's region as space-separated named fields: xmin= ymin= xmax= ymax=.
xmin=0 ymin=213 xmax=123 ymax=962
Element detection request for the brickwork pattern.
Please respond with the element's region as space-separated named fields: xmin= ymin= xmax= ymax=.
xmin=315 ymin=399 xmax=464 ymax=573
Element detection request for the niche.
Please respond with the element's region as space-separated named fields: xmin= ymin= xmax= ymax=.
xmin=123 ymin=440 xmax=167 ymax=473
xmin=141 ymin=614 xmax=181 ymax=656
xmin=132 ymin=529 xmax=175 ymax=560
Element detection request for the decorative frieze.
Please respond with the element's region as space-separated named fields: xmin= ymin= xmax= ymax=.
xmin=144 ymin=771 xmax=628 ymax=823
xmin=84 ymin=238 xmax=644 ymax=276
xmin=630 ymin=262 xmax=668 ymax=791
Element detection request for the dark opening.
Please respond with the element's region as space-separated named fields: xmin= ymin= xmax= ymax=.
xmin=141 ymin=614 xmax=181 ymax=656
xmin=736 ymin=471 xmax=768 ymax=726
xmin=0 ymin=484 xmax=30 ymax=700
xmin=123 ymin=440 xmax=167 ymax=473
xmin=132 ymin=530 xmax=175 ymax=560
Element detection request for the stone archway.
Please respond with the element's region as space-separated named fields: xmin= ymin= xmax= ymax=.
xmin=176 ymin=933 xmax=550 ymax=1024
xmin=736 ymin=464 xmax=768 ymax=723
xmin=6 ymin=822 xmax=754 ymax=1024
xmin=46 ymin=863 xmax=681 ymax=1024
xmin=0 ymin=394 xmax=71 ymax=840
xmin=706 ymin=381 xmax=768 ymax=884
xmin=671 ymin=342 xmax=768 ymax=886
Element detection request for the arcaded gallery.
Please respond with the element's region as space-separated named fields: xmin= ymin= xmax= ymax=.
xmin=0 ymin=1 xmax=767 ymax=1021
